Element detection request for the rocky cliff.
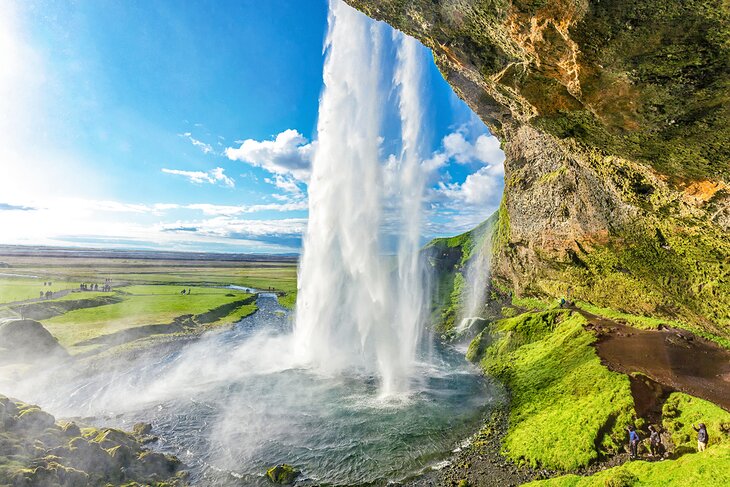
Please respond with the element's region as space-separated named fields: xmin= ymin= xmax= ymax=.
xmin=347 ymin=0 xmax=730 ymax=339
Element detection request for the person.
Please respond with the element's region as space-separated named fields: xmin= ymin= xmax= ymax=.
xmin=627 ymin=426 xmax=640 ymax=459
xmin=649 ymin=425 xmax=662 ymax=458
xmin=694 ymin=423 xmax=709 ymax=451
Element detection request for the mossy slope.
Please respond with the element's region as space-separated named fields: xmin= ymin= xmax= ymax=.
xmin=527 ymin=393 xmax=730 ymax=486
xmin=468 ymin=310 xmax=635 ymax=471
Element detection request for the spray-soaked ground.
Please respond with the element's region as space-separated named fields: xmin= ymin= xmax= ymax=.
xmin=11 ymin=293 xmax=500 ymax=486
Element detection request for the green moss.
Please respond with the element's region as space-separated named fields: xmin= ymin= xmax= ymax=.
xmin=266 ymin=464 xmax=300 ymax=484
xmin=471 ymin=310 xmax=635 ymax=470
xmin=662 ymin=393 xmax=730 ymax=450
xmin=526 ymin=390 xmax=730 ymax=486
xmin=544 ymin=214 xmax=730 ymax=346
xmin=527 ymin=444 xmax=730 ymax=487
xmin=277 ymin=291 xmax=297 ymax=310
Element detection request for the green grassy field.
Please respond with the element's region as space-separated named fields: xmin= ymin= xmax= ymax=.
xmin=0 ymin=251 xmax=298 ymax=355
xmin=44 ymin=285 xmax=251 ymax=349
xmin=0 ymin=277 xmax=83 ymax=304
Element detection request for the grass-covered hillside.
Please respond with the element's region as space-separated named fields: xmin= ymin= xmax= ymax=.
xmin=424 ymin=212 xmax=498 ymax=334
xmin=465 ymin=306 xmax=730 ymax=484
xmin=467 ymin=310 xmax=635 ymax=471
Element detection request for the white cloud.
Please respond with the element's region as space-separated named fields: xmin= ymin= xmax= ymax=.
xmin=435 ymin=163 xmax=504 ymax=206
xmin=162 ymin=167 xmax=234 ymax=187
xmin=180 ymin=132 xmax=215 ymax=155
xmin=264 ymin=174 xmax=304 ymax=196
xmin=429 ymin=130 xmax=504 ymax=169
xmin=185 ymin=200 xmax=307 ymax=216
xmin=225 ymin=129 xmax=314 ymax=181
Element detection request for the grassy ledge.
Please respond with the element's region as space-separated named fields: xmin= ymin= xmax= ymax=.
xmin=527 ymin=393 xmax=730 ymax=486
xmin=468 ymin=310 xmax=635 ymax=471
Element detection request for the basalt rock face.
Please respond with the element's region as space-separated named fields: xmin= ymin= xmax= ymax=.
xmin=347 ymin=0 xmax=730 ymax=337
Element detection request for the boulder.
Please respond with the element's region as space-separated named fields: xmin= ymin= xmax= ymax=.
xmin=266 ymin=464 xmax=301 ymax=484
xmin=135 ymin=451 xmax=182 ymax=478
xmin=14 ymin=406 xmax=56 ymax=432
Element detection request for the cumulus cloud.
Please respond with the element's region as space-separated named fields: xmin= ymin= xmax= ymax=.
xmin=181 ymin=132 xmax=215 ymax=155
xmin=425 ymin=130 xmax=504 ymax=172
xmin=435 ymin=163 xmax=504 ymax=206
xmin=225 ymin=129 xmax=314 ymax=181
xmin=162 ymin=167 xmax=235 ymax=187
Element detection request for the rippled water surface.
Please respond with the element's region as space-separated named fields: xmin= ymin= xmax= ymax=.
xmin=30 ymin=294 xmax=502 ymax=486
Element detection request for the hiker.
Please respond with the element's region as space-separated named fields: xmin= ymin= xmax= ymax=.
xmin=649 ymin=425 xmax=662 ymax=458
xmin=627 ymin=426 xmax=640 ymax=459
xmin=694 ymin=423 xmax=709 ymax=451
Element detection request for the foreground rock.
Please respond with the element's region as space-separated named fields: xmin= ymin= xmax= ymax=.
xmin=0 ymin=394 xmax=187 ymax=486
xmin=266 ymin=464 xmax=301 ymax=484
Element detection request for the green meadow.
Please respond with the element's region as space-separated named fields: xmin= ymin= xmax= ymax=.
xmin=0 ymin=250 xmax=297 ymax=356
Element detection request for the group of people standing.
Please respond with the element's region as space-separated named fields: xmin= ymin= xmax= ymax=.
xmin=627 ymin=423 xmax=709 ymax=459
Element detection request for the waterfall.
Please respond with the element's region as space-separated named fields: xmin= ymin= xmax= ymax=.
xmin=456 ymin=224 xmax=492 ymax=333
xmin=294 ymin=0 xmax=428 ymax=396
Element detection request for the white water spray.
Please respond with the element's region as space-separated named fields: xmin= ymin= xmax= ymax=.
xmin=295 ymin=0 xmax=428 ymax=396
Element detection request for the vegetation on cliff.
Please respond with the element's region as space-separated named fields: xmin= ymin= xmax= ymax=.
xmin=348 ymin=0 xmax=730 ymax=342
xmin=527 ymin=393 xmax=730 ymax=486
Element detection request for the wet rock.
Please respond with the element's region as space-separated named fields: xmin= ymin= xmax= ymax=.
xmin=88 ymin=427 xmax=142 ymax=453
xmin=0 ymin=394 xmax=188 ymax=486
xmin=133 ymin=422 xmax=153 ymax=436
xmin=266 ymin=464 xmax=301 ymax=484
xmin=66 ymin=436 xmax=114 ymax=474
xmin=14 ymin=406 xmax=56 ymax=432
xmin=60 ymin=421 xmax=81 ymax=437
xmin=135 ymin=450 xmax=182 ymax=478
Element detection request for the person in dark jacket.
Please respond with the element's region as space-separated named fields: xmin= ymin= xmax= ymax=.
xmin=694 ymin=423 xmax=709 ymax=451
xmin=627 ymin=426 xmax=640 ymax=458
xmin=648 ymin=425 xmax=662 ymax=458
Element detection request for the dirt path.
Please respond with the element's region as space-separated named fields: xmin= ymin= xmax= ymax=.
xmin=4 ymin=289 xmax=76 ymax=307
xmin=577 ymin=309 xmax=730 ymax=415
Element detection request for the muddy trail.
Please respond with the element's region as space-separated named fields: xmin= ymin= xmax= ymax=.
xmin=577 ymin=309 xmax=730 ymax=420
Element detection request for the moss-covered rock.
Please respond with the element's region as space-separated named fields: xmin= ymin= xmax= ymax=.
xmin=0 ymin=319 xmax=69 ymax=362
xmin=0 ymin=395 xmax=187 ymax=486
xmin=266 ymin=463 xmax=301 ymax=484
xmin=350 ymin=0 xmax=730 ymax=341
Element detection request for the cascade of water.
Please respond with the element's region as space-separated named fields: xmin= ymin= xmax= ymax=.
xmin=392 ymin=32 xmax=427 ymax=391
xmin=456 ymin=228 xmax=492 ymax=333
xmin=294 ymin=0 xmax=428 ymax=396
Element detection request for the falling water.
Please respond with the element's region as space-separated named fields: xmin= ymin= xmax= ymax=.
xmin=456 ymin=226 xmax=492 ymax=333
xmin=295 ymin=0 xmax=428 ymax=396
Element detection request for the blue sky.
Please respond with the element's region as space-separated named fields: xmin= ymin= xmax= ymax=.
xmin=0 ymin=0 xmax=505 ymax=253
